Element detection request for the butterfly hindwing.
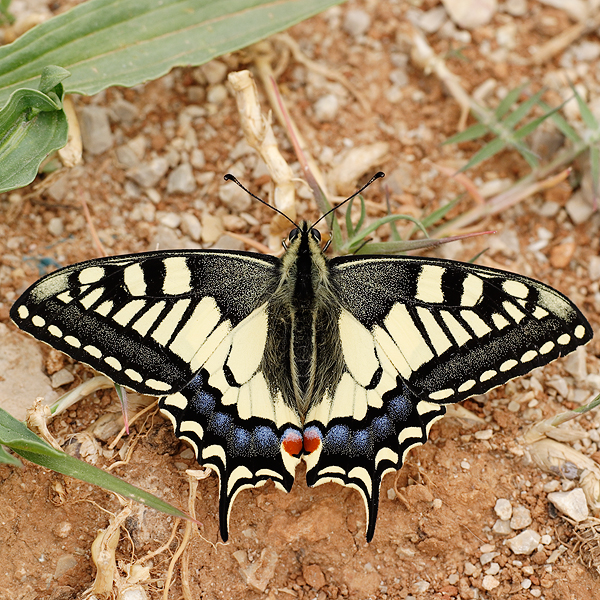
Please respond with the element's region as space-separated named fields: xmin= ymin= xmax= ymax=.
xmin=303 ymin=255 xmax=593 ymax=540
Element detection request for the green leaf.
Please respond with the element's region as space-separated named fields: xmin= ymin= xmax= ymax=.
xmin=495 ymin=84 xmax=526 ymax=119
xmin=0 ymin=446 xmax=22 ymax=466
xmin=0 ymin=0 xmax=346 ymax=107
xmin=502 ymin=89 xmax=543 ymax=129
xmin=444 ymin=123 xmax=488 ymax=145
xmin=571 ymin=84 xmax=600 ymax=132
xmin=459 ymin=137 xmax=505 ymax=172
xmin=0 ymin=66 xmax=68 ymax=193
xmin=0 ymin=407 xmax=189 ymax=520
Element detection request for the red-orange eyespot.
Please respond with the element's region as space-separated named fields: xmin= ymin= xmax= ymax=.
xmin=282 ymin=429 xmax=303 ymax=457
xmin=303 ymin=426 xmax=322 ymax=454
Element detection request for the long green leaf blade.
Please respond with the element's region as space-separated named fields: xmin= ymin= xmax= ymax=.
xmin=0 ymin=408 xmax=189 ymax=520
xmin=0 ymin=0 xmax=346 ymax=107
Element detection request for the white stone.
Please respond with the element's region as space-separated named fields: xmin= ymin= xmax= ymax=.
xmin=495 ymin=498 xmax=513 ymax=521
xmin=190 ymin=148 xmax=205 ymax=169
xmin=159 ymin=212 xmax=181 ymax=229
xmin=180 ymin=213 xmax=202 ymax=242
xmin=201 ymin=60 xmax=228 ymax=85
xmin=588 ymin=256 xmax=600 ymax=281
xmin=480 ymin=551 xmax=499 ymax=565
xmin=167 ymin=163 xmax=196 ymax=194
xmin=412 ymin=580 xmax=430 ymax=593
xmin=482 ymin=575 xmax=500 ymax=591
xmin=314 ymin=94 xmax=339 ymax=122
xmin=79 ymin=105 xmax=114 ymax=155
xmin=51 ymin=368 xmax=75 ymax=388
xmin=442 ymin=0 xmax=497 ymax=29
xmin=538 ymin=0 xmax=589 ymax=22
xmin=218 ymin=181 xmax=252 ymax=212
xmin=206 ymin=84 xmax=228 ymax=104
xmin=506 ymin=530 xmax=541 ymax=555
xmin=566 ymin=191 xmax=594 ymax=225
xmin=492 ymin=519 xmax=513 ymax=535
xmin=547 ymin=488 xmax=589 ymax=522
xmin=510 ymin=505 xmax=532 ymax=530
xmin=475 ymin=429 xmax=493 ymax=440
xmin=343 ymin=9 xmax=371 ymax=36
xmin=48 ymin=217 xmax=64 ymax=237
xmin=127 ymin=157 xmax=169 ymax=188
xmin=485 ymin=562 xmax=500 ymax=575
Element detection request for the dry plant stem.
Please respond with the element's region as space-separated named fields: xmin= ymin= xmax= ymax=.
xmin=436 ymin=168 xmax=571 ymax=235
xmin=405 ymin=24 xmax=485 ymax=131
xmin=181 ymin=474 xmax=201 ymax=600
xmin=106 ymin=437 xmax=139 ymax=471
xmin=228 ymin=69 xmax=296 ymax=246
xmin=89 ymin=505 xmax=132 ymax=597
xmin=26 ymin=398 xmax=62 ymax=450
xmin=431 ymin=162 xmax=485 ymax=205
xmin=78 ymin=185 xmax=107 ymax=257
xmin=225 ymin=230 xmax=276 ymax=255
xmin=134 ymin=518 xmax=180 ymax=566
xmin=163 ymin=519 xmax=189 ymax=600
xmin=274 ymin=33 xmax=370 ymax=112
xmin=530 ymin=13 xmax=600 ymax=65
xmin=250 ymin=44 xmax=331 ymax=200
xmin=109 ymin=400 xmax=158 ymax=450
xmin=51 ymin=375 xmax=115 ymax=417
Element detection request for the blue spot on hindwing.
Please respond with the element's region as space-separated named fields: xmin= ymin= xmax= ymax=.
xmin=252 ymin=425 xmax=278 ymax=458
xmin=372 ymin=415 xmax=393 ymax=440
xmin=387 ymin=392 xmax=412 ymax=421
xmin=324 ymin=424 xmax=351 ymax=453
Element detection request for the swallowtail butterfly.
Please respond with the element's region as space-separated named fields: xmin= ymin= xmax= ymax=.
xmin=11 ymin=175 xmax=593 ymax=542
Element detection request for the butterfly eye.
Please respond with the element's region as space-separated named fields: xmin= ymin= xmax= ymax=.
xmin=311 ymin=229 xmax=322 ymax=243
xmin=288 ymin=228 xmax=300 ymax=242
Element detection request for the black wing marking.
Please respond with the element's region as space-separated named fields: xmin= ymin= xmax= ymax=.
xmin=303 ymin=255 xmax=592 ymax=541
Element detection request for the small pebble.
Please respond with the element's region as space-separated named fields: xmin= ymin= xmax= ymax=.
xmin=79 ymin=105 xmax=114 ymax=155
xmin=111 ymin=98 xmax=139 ymax=125
xmin=480 ymin=551 xmax=499 ymax=565
xmin=485 ymin=562 xmax=500 ymax=575
xmin=495 ymin=498 xmax=513 ymax=521
xmin=492 ymin=519 xmax=513 ymax=535
xmin=460 ymin=460 xmax=470 ymax=470
xmin=206 ymin=84 xmax=228 ymax=104
xmin=51 ymin=368 xmax=74 ymax=388
xmin=442 ymin=0 xmax=498 ymax=29
xmin=464 ymin=562 xmax=477 ymax=576
xmin=48 ymin=217 xmax=64 ymax=237
xmin=314 ymin=94 xmax=340 ymax=122
xmin=475 ymin=429 xmax=493 ymax=440
xmin=218 ymin=181 xmax=252 ymax=212
xmin=548 ymin=488 xmax=589 ymax=522
xmin=481 ymin=575 xmax=500 ymax=591
xmin=566 ymin=192 xmax=594 ymax=224
xmin=412 ymin=580 xmax=430 ymax=594
xmin=549 ymin=242 xmax=576 ymax=269
xmin=167 ymin=163 xmax=197 ymax=194
xmin=521 ymin=578 xmax=532 ymax=590
xmin=190 ymin=148 xmax=205 ymax=169
xmin=180 ymin=213 xmax=202 ymax=242
xmin=510 ymin=505 xmax=532 ymax=530
xmin=506 ymin=529 xmax=541 ymax=555
xmin=159 ymin=212 xmax=181 ymax=229
xmin=540 ymin=535 xmax=552 ymax=545
xmin=201 ymin=60 xmax=228 ymax=85
xmin=588 ymin=256 xmax=600 ymax=281
xmin=507 ymin=400 xmax=520 ymax=412
xmin=343 ymin=9 xmax=371 ymax=36
xmin=127 ymin=157 xmax=169 ymax=188
xmin=504 ymin=0 xmax=527 ymax=15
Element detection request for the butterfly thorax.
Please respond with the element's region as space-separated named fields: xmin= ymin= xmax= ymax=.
xmin=262 ymin=223 xmax=344 ymax=418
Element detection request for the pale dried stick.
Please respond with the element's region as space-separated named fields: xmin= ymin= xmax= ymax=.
xmin=250 ymin=44 xmax=331 ymax=199
xmin=530 ymin=13 xmax=600 ymax=65
xmin=228 ymin=69 xmax=296 ymax=247
xmin=404 ymin=23 xmax=489 ymax=131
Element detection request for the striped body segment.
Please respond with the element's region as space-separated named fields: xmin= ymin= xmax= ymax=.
xmin=11 ymin=223 xmax=593 ymax=542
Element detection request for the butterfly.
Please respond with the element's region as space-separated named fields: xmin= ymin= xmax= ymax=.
xmin=11 ymin=173 xmax=593 ymax=542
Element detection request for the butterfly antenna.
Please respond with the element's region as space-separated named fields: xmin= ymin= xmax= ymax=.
xmin=224 ymin=174 xmax=299 ymax=229
xmin=311 ymin=171 xmax=385 ymax=230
